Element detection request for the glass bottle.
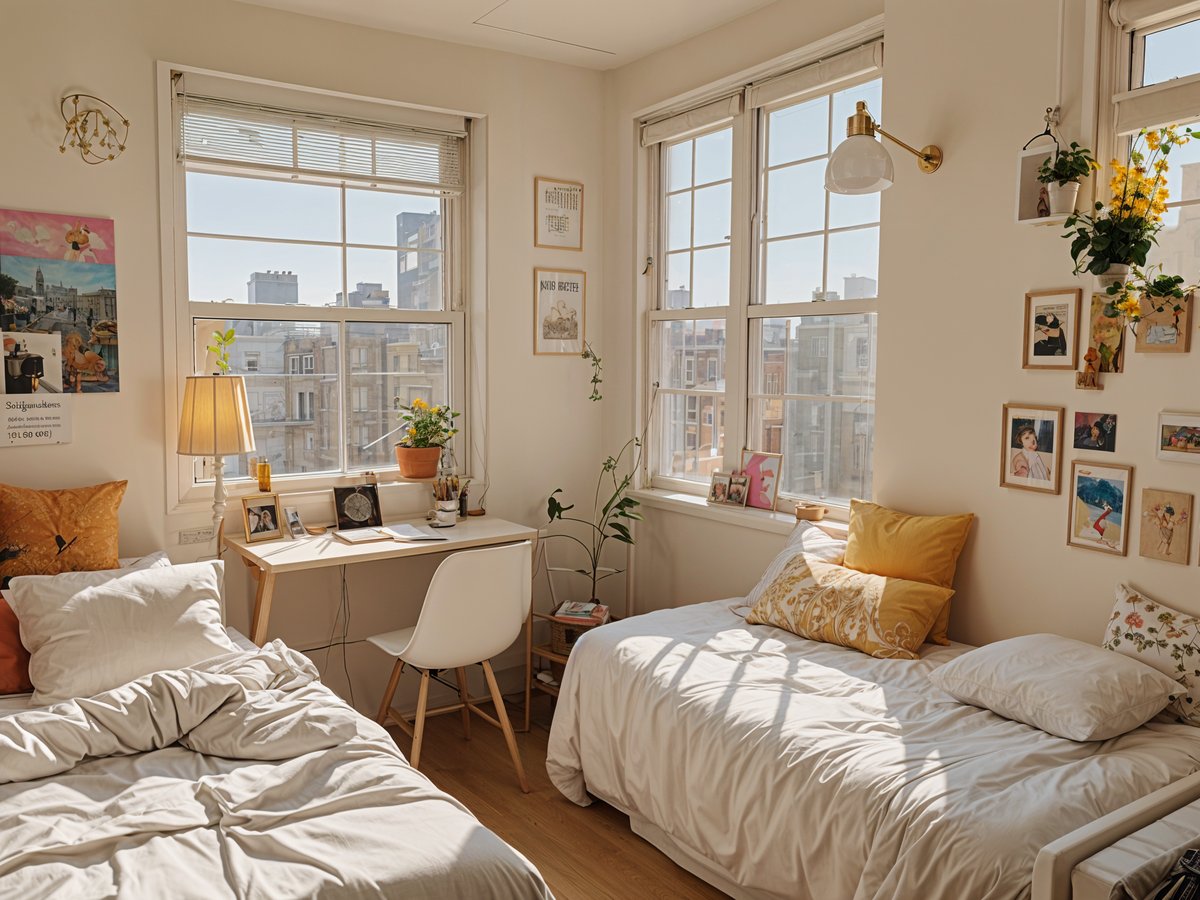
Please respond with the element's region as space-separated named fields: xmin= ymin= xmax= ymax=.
xmin=257 ymin=459 xmax=272 ymax=492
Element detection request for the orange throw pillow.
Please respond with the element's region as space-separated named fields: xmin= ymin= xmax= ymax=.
xmin=0 ymin=595 xmax=32 ymax=694
xmin=0 ymin=481 xmax=127 ymax=589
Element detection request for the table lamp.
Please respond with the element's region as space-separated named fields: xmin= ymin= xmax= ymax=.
xmin=177 ymin=374 xmax=256 ymax=545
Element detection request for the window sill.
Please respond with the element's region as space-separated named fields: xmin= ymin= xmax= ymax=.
xmin=630 ymin=488 xmax=848 ymax=538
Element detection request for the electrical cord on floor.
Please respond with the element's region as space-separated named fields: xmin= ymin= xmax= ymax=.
xmin=319 ymin=565 xmax=355 ymax=708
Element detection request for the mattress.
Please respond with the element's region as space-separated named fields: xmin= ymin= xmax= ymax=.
xmin=546 ymin=599 xmax=1200 ymax=900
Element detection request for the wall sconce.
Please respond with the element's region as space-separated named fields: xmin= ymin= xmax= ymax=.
xmin=59 ymin=94 xmax=130 ymax=165
xmin=824 ymin=101 xmax=942 ymax=194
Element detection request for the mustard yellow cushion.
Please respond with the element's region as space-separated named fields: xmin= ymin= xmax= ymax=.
xmin=0 ymin=481 xmax=126 ymax=589
xmin=843 ymin=500 xmax=973 ymax=645
xmin=745 ymin=553 xmax=953 ymax=660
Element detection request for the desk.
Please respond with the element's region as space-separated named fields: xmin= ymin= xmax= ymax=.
xmin=224 ymin=517 xmax=538 ymax=647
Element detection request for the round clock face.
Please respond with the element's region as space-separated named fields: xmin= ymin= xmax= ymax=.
xmin=343 ymin=493 xmax=374 ymax=523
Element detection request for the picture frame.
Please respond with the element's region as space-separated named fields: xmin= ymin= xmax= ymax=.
xmin=707 ymin=471 xmax=732 ymax=504
xmin=1072 ymin=412 xmax=1117 ymax=453
xmin=283 ymin=506 xmax=307 ymax=539
xmin=1067 ymin=460 xmax=1133 ymax=556
xmin=533 ymin=176 xmax=583 ymax=251
xmin=1022 ymin=288 xmax=1081 ymax=369
xmin=242 ymin=494 xmax=283 ymax=543
xmin=1157 ymin=412 xmax=1200 ymax=464
xmin=1139 ymin=488 xmax=1193 ymax=565
xmin=1085 ymin=292 xmax=1125 ymax=374
xmin=740 ymin=450 xmax=783 ymax=511
xmin=534 ymin=267 xmax=586 ymax=355
xmin=1135 ymin=293 xmax=1192 ymax=354
xmin=332 ymin=484 xmax=382 ymax=530
xmin=1000 ymin=404 xmax=1064 ymax=494
xmin=726 ymin=473 xmax=749 ymax=508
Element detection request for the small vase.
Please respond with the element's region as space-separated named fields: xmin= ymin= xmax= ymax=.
xmin=1097 ymin=263 xmax=1131 ymax=291
xmin=1047 ymin=181 xmax=1080 ymax=215
xmin=394 ymin=445 xmax=442 ymax=478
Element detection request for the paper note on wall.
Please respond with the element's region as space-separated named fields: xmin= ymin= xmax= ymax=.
xmin=1 ymin=395 xmax=72 ymax=446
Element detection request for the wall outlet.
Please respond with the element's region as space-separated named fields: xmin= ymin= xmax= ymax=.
xmin=179 ymin=527 xmax=215 ymax=545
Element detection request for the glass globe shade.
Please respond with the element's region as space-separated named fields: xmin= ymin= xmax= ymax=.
xmin=824 ymin=135 xmax=895 ymax=194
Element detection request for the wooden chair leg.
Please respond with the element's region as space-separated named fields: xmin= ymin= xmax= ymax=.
xmin=482 ymin=659 xmax=529 ymax=793
xmin=376 ymin=659 xmax=405 ymax=725
xmin=410 ymin=669 xmax=430 ymax=770
xmin=455 ymin=667 xmax=472 ymax=740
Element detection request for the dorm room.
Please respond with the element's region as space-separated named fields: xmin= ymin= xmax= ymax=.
xmin=2 ymin=0 xmax=1200 ymax=897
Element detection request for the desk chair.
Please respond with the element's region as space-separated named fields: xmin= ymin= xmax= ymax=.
xmin=367 ymin=541 xmax=531 ymax=793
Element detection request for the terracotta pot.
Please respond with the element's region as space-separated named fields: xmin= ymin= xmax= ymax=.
xmin=394 ymin=445 xmax=442 ymax=478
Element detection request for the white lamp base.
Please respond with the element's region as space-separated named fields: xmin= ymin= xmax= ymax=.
xmin=212 ymin=455 xmax=227 ymax=552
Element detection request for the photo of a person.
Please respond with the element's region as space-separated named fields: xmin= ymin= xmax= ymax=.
xmin=1139 ymin=489 xmax=1193 ymax=565
xmin=1032 ymin=309 xmax=1067 ymax=356
xmin=1073 ymin=412 xmax=1117 ymax=453
xmin=727 ymin=475 xmax=748 ymax=507
xmin=1001 ymin=405 xmax=1062 ymax=493
xmin=242 ymin=495 xmax=282 ymax=542
xmin=284 ymin=507 xmax=306 ymax=538
xmin=1010 ymin=424 xmax=1051 ymax=482
xmin=1024 ymin=290 xmax=1080 ymax=371
xmin=254 ymin=508 xmax=276 ymax=533
xmin=707 ymin=472 xmax=731 ymax=504
xmin=1069 ymin=462 xmax=1132 ymax=556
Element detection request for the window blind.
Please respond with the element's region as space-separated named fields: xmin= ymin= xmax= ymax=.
xmin=178 ymin=94 xmax=467 ymax=194
xmin=1109 ymin=0 xmax=1200 ymax=29
xmin=1114 ymin=72 xmax=1200 ymax=133
xmin=640 ymin=94 xmax=744 ymax=148
xmin=745 ymin=41 xmax=884 ymax=110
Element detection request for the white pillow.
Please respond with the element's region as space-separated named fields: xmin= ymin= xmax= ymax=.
xmin=744 ymin=522 xmax=847 ymax=608
xmin=8 ymin=561 xmax=238 ymax=705
xmin=928 ymin=633 xmax=1180 ymax=741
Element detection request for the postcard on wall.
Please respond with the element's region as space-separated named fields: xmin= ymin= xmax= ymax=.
xmin=1140 ymin=488 xmax=1192 ymax=566
xmin=534 ymin=177 xmax=583 ymax=250
xmin=1157 ymin=412 xmax=1200 ymax=464
xmin=1067 ymin=460 xmax=1132 ymax=556
xmin=1072 ymin=412 xmax=1117 ymax=453
xmin=1000 ymin=403 xmax=1063 ymax=494
xmin=1022 ymin=288 xmax=1080 ymax=369
xmin=0 ymin=208 xmax=118 ymax=394
xmin=1135 ymin=293 xmax=1192 ymax=354
xmin=534 ymin=268 xmax=585 ymax=355
xmin=1086 ymin=292 xmax=1125 ymax=374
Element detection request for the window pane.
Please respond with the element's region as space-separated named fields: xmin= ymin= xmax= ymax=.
xmin=1141 ymin=20 xmax=1200 ymax=86
xmin=1156 ymin=122 xmax=1200 ymax=205
xmin=757 ymin=314 xmax=875 ymax=397
xmin=693 ymin=182 xmax=731 ymax=246
xmin=694 ymin=128 xmax=732 ymax=185
xmin=347 ymin=247 xmax=443 ymax=311
xmin=657 ymin=392 xmax=725 ymax=482
xmin=692 ymin=246 xmax=730 ymax=306
xmin=187 ymin=237 xmax=340 ymax=305
xmin=768 ymin=96 xmax=828 ymax=166
xmin=667 ymin=192 xmax=692 ymax=251
xmin=831 ymin=79 xmax=882 ymax=151
xmin=755 ymin=398 xmax=873 ymax=503
xmin=764 ymin=235 xmax=824 ymax=303
xmin=346 ymin=189 xmax=441 ymax=249
xmin=767 ymin=160 xmax=826 ymax=237
xmin=828 ymin=190 xmax=880 ymax=230
xmin=667 ymin=140 xmax=693 ymax=192
xmin=827 ymin=227 xmax=879 ymax=299
xmin=186 ymin=173 xmax=340 ymax=242
xmin=665 ymin=251 xmax=691 ymax=308
xmin=656 ymin=318 xmax=725 ymax=390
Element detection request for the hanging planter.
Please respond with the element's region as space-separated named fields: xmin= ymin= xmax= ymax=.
xmin=1038 ymin=141 xmax=1096 ymax=216
xmin=1047 ymin=180 xmax=1080 ymax=215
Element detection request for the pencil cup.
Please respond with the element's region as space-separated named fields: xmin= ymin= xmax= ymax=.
xmin=433 ymin=500 xmax=458 ymax=528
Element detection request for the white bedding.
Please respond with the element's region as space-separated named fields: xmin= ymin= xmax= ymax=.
xmin=0 ymin=640 xmax=551 ymax=899
xmin=546 ymin=599 xmax=1200 ymax=900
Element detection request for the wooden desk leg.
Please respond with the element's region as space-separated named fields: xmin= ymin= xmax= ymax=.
xmin=249 ymin=569 xmax=277 ymax=647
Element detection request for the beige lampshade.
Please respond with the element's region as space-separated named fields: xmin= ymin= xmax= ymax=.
xmin=177 ymin=375 xmax=256 ymax=456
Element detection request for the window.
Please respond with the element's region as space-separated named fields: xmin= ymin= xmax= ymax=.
xmin=644 ymin=41 xmax=881 ymax=506
xmin=172 ymin=78 xmax=467 ymax=485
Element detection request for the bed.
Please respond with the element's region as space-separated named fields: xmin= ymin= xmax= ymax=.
xmin=546 ymin=597 xmax=1200 ymax=900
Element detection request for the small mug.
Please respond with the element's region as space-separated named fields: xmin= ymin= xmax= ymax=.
xmin=433 ymin=500 xmax=458 ymax=527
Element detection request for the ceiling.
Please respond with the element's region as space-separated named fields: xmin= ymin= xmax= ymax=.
xmin=234 ymin=0 xmax=778 ymax=69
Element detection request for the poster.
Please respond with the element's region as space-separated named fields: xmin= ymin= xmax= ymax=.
xmin=534 ymin=268 xmax=585 ymax=355
xmin=534 ymin=177 xmax=583 ymax=250
xmin=0 ymin=208 xmax=119 ymax=394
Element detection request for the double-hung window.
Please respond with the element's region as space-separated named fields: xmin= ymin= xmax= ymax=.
xmin=644 ymin=41 xmax=882 ymax=508
xmin=170 ymin=76 xmax=467 ymax=488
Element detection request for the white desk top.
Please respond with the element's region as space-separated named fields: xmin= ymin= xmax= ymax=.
xmin=224 ymin=516 xmax=537 ymax=574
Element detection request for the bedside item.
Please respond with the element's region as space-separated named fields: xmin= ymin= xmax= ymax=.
xmin=333 ymin=484 xmax=382 ymax=530
xmin=793 ymin=502 xmax=827 ymax=521
xmin=740 ymin=450 xmax=782 ymax=510
xmin=241 ymin=494 xmax=283 ymax=543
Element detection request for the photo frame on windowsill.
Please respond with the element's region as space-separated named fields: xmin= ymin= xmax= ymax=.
xmin=740 ymin=450 xmax=782 ymax=511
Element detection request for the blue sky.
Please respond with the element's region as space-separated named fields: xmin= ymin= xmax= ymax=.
xmin=0 ymin=256 xmax=115 ymax=292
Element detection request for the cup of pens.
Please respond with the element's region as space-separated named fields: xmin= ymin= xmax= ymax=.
xmin=432 ymin=477 xmax=460 ymax=527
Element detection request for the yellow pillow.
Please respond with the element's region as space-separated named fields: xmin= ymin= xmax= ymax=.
xmin=745 ymin=553 xmax=953 ymax=660
xmin=843 ymin=500 xmax=973 ymax=645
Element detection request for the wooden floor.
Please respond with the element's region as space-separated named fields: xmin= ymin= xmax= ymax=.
xmin=386 ymin=697 xmax=727 ymax=900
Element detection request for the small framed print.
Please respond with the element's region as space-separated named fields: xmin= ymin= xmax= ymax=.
xmin=1139 ymin=488 xmax=1192 ymax=565
xmin=707 ymin=471 xmax=732 ymax=504
xmin=242 ymin=494 xmax=283 ymax=543
xmin=333 ymin=484 xmax=382 ymax=530
xmin=1023 ymin=288 xmax=1081 ymax=369
xmin=1000 ymin=404 xmax=1064 ymax=494
xmin=1072 ymin=412 xmax=1117 ymax=453
xmin=534 ymin=268 xmax=585 ymax=355
xmin=534 ymin=176 xmax=583 ymax=250
xmin=726 ymin=473 xmax=749 ymax=507
xmin=1067 ymin=460 xmax=1133 ymax=555
xmin=1136 ymin=293 xmax=1192 ymax=354
xmin=1086 ymin=292 xmax=1126 ymax=373
xmin=1157 ymin=412 xmax=1200 ymax=464
xmin=283 ymin=506 xmax=307 ymax=539
xmin=740 ymin=450 xmax=783 ymax=511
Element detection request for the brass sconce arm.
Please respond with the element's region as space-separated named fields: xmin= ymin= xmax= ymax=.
xmin=847 ymin=101 xmax=943 ymax=174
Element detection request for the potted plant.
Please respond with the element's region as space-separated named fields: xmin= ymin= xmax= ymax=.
xmin=1103 ymin=263 xmax=1197 ymax=337
xmin=1037 ymin=142 xmax=1098 ymax=215
xmin=394 ymin=398 xmax=458 ymax=478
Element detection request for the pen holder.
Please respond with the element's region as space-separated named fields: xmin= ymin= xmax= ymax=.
xmin=433 ymin=499 xmax=458 ymax=528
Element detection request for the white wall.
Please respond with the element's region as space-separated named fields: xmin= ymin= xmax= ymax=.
xmin=0 ymin=0 xmax=606 ymax=713
xmin=608 ymin=0 xmax=1200 ymax=645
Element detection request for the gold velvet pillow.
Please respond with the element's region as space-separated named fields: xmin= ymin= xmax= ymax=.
xmin=745 ymin=553 xmax=953 ymax=660
xmin=0 ymin=481 xmax=127 ymax=588
xmin=843 ymin=500 xmax=974 ymax=645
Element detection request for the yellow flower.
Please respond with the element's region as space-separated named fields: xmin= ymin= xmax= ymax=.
xmin=1146 ymin=131 xmax=1161 ymax=151
xmin=411 ymin=398 xmax=427 ymax=410
xmin=407 ymin=427 xmax=416 ymax=437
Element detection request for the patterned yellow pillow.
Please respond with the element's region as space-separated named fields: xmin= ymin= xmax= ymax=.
xmin=745 ymin=553 xmax=953 ymax=660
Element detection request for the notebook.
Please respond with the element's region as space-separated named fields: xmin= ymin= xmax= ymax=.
xmin=332 ymin=527 xmax=391 ymax=544
xmin=383 ymin=523 xmax=449 ymax=542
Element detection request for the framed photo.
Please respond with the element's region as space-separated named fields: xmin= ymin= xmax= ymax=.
xmin=1022 ymin=288 xmax=1081 ymax=369
xmin=1000 ymin=404 xmax=1064 ymax=494
xmin=283 ymin=506 xmax=307 ymax=539
xmin=1072 ymin=412 xmax=1117 ymax=453
xmin=1140 ymin=488 xmax=1193 ymax=565
xmin=1086 ymin=292 xmax=1126 ymax=374
xmin=740 ymin=450 xmax=782 ymax=511
xmin=1157 ymin=412 xmax=1200 ymax=463
xmin=534 ymin=268 xmax=586 ymax=355
xmin=1067 ymin=461 xmax=1133 ymax=555
xmin=242 ymin=494 xmax=283 ymax=543
xmin=1136 ymin=293 xmax=1192 ymax=354
xmin=534 ymin=176 xmax=583 ymax=250
xmin=707 ymin=471 xmax=732 ymax=504
xmin=333 ymin=484 xmax=382 ymax=530
xmin=726 ymin=473 xmax=749 ymax=507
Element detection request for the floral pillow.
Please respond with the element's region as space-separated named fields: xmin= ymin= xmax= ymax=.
xmin=1103 ymin=583 xmax=1200 ymax=726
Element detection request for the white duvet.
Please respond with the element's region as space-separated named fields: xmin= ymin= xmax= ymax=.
xmin=0 ymin=641 xmax=551 ymax=899
xmin=546 ymin=600 xmax=1200 ymax=900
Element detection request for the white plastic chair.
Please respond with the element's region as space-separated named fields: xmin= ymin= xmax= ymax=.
xmin=367 ymin=541 xmax=532 ymax=793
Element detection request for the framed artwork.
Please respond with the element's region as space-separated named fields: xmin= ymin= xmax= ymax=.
xmin=1139 ymin=488 xmax=1192 ymax=565
xmin=727 ymin=473 xmax=749 ymax=507
xmin=707 ymin=471 xmax=732 ymax=504
xmin=740 ymin=450 xmax=782 ymax=511
xmin=1022 ymin=288 xmax=1081 ymax=369
xmin=1136 ymin=293 xmax=1192 ymax=353
xmin=1067 ymin=461 xmax=1133 ymax=555
xmin=1072 ymin=412 xmax=1117 ymax=453
xmin=534 ymin=176 xmax=583 ymax=250
xmin=1000 ymin=404 xmax=1064 ymax=494
xmin=333 ymin=484 xmax=382 ymax=530
xmin=534 ymin=268 xmax=585 ymax=355
xmin=1086 ymin=293 xmax=1125 ymax=374
xmin=1157 ymin=412 xmax=1200 ymax=463
xmin=283 ymin=506 xmax=307 ymax=539
xmin=242 ymin=494 xmax=283 ymax=543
